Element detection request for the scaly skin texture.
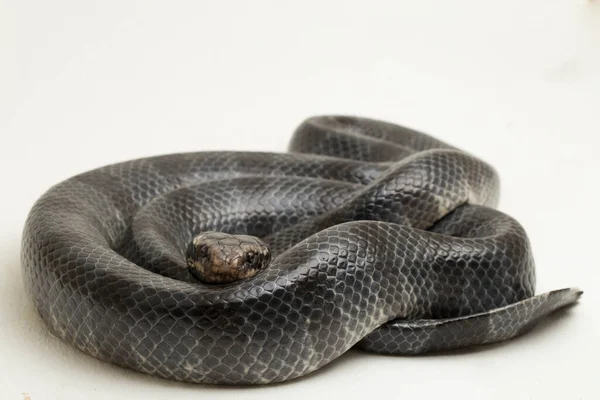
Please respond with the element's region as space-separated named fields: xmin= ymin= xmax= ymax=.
xmin=21 ymin=116 xmax=580 ymax=384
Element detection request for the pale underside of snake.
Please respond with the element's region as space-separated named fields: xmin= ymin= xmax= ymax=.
xmin=21 ymin=116 xmax=581 ymax=385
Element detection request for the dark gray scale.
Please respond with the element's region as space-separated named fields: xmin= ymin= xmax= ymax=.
xmin=21 ymin=115 xmax=581 ymax=385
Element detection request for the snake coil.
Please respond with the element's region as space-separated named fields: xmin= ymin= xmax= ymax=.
xmin=21 ymin=116 xmax=581 ymax=384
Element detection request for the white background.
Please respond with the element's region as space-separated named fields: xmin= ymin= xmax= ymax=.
xmin=1 ymin=1 xmax=599 ymax=399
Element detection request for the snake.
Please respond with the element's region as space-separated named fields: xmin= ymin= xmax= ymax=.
xmin=21 ymin=116 xmax=581 ymax=385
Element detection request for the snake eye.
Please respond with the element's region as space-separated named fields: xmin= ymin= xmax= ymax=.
xmin=245 ymin=253 xmax=260 ymax=269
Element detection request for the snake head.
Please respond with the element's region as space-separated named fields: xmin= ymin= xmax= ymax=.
xmin=186 ymin=231 xmax=271 ymax=284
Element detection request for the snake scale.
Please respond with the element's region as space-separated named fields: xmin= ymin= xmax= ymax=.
xmin=21 ymin=116 xmax=581 ymax=384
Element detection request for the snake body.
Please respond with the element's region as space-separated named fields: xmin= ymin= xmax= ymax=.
xmin=21 ymin=116 xmax=580 ymax=384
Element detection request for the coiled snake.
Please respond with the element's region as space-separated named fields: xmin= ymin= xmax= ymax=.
xmin=21 ymin=116 xmax=581 ymax=384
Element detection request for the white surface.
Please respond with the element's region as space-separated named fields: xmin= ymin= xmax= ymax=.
xmin=1 ymin=0 xmax=599 ymax=399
